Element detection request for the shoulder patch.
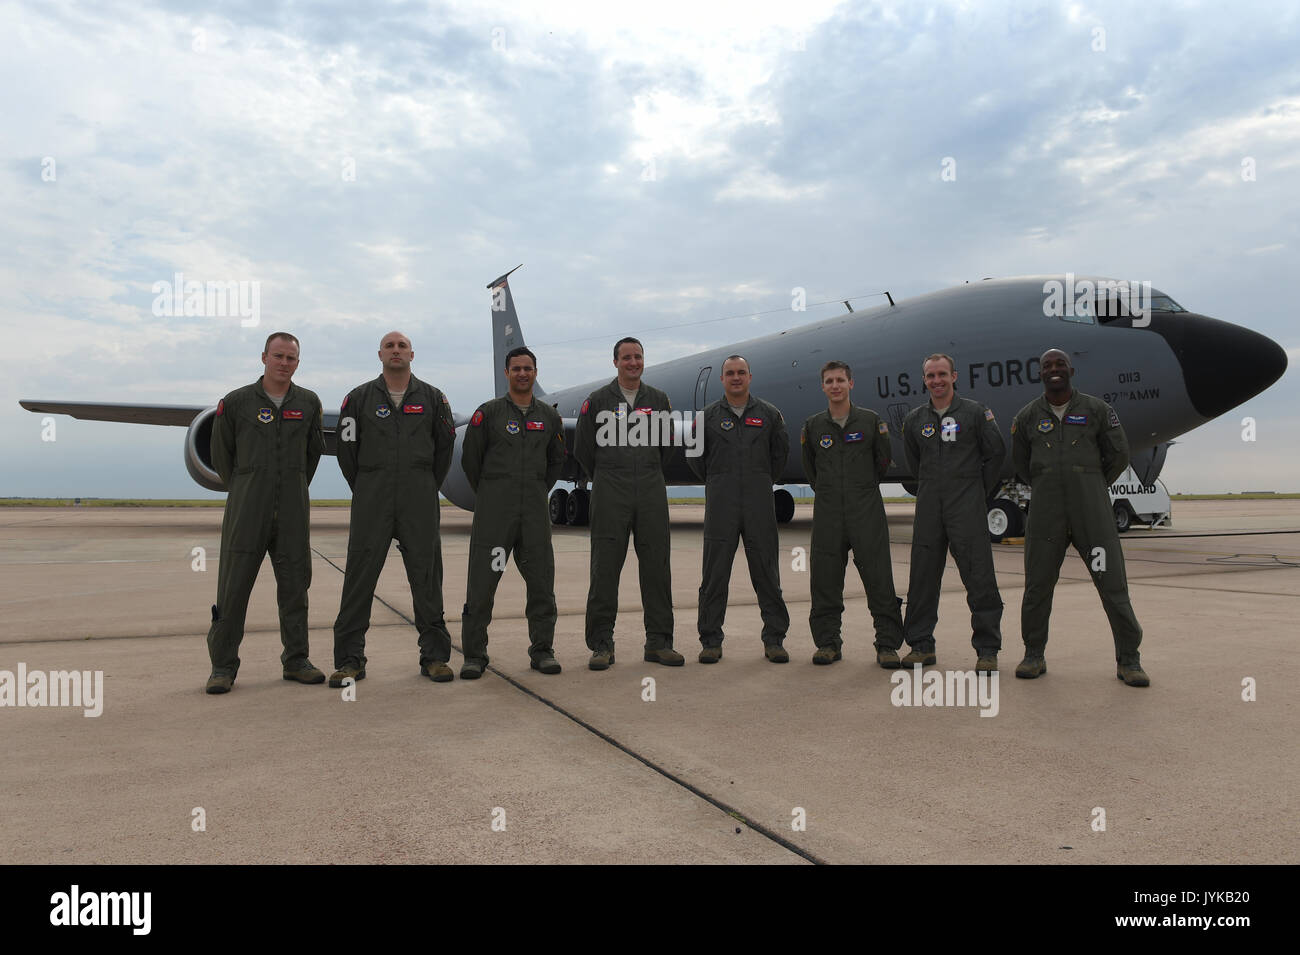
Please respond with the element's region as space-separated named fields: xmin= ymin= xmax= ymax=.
xmin=984 ymin=408 xmax=995 ymax=421
xmin=216 ymin=399 xmax=224 ymax=417
xmin=580 ymin=398 xmax=590 ymax=416
xmin=877 ymin=421 xmax=888 ymax=435
xmin=340 ymin=395 xmax=349 ymax=412
xmin=470 ymin=410 xmax=484 ymax=427
xmin=1108 ymin=407 xmax=1121 ymax=428
xmin=1009 ymin=420 xmax=1017 ymax=435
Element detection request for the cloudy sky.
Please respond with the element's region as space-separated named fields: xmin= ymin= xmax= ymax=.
xmin=2 ymin=0 xmax=1297 ymax=498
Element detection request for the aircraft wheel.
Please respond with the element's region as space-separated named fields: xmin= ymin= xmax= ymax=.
xmin=1114 ymin=502 xmax=1132 ymax=533
xmin=988 ymin=498 xmax=1025 ymax=543
xmin=773 ymin=488 xmax=795 ymax=524
xmin=549 ymin=488 xmax=569 ymax=526
xmin=567 ymin=488 xmax=590 ymax=527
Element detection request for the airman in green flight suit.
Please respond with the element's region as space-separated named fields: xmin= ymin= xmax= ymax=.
xmin=330 ymin=330 xmax=457 ymax=687
xmin=900 ymin=353 xmax=1006 ymax=671
xmin=459 ymin=346 xmax=567 ymax=679
xmin=689 ymin=355 xmax=791 ymax=663
xmin=205 ymin=332 xmax=326 ymax=694
xmin=1011 ymin=348 xmax=1148 ymax=687
xmin=801 ymin=360 xmax=905 ymax=666
xmin=574 ymin=337 xmax=682 ymax=670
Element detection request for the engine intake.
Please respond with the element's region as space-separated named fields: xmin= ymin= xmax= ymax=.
xmin=184 ymin=406 xmax=225 ymax=492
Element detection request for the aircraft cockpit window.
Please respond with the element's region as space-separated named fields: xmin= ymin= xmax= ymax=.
xmin=1149 ymin=294 xmax=1185 ymax=313
xmin=1094 ymin=289 xmax=1187 ymax=324
xmin=1061 ymin=297 xmax=1096 ymax=324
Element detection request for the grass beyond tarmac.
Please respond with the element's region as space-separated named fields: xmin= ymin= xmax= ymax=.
xmin=3 ymin=493 xmax=1299 ymax=507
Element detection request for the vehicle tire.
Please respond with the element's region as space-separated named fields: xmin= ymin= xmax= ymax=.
xmin=773 ymin=488 xmax=795 ymax=524
xmin=549 ymin=488 xmax=569 ymax=526
xmin=988 ymin=499 xmax=1025 ymax=542
xmin=1114 ymin=502 xmax=1132 ymax=533
xmin=567 ymin=488 xmax=590 ymax=526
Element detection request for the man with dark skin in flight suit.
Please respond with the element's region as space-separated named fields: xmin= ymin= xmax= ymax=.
xmin=575 ymin=337 xmax=683 ymax=670
xmin=330 ymin=330 xmax=458 ymax=688
xmin=1011 ymin=348 xmax=1149 ymax=686
xmin=689 ymin=355 xmax=791 ymax=663
xmin=801 ymin=361 xmax=905 ymax=666
xmin=459 ymin=346 xmax=567 ymax=679
xmin=900 ymin=353 xmax=1006 ymax=671
xmin=205 ymin=332 xmax=326 ymax=694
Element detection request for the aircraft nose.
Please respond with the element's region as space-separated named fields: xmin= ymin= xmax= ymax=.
xmin=1161 ymin=313 xmax=1287 ymax=420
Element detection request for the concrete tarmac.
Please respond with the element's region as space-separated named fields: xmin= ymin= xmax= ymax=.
xmin=1 ymin=501 xmax=1296 ymax=864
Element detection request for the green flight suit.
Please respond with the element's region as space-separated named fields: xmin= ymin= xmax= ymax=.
xmin=333 ymin=375 xmax=456 ymax=669
xmin=574 ymin=379 xmax=675 ymax=653
xmin=801 ymin=406 xmax=904 ymax=651
xmin=689 ymin=394 xmax=790 ymax=649
xmin=1011 ymin=391 xmax=1143 ymax=666
xmin=901 ymin=395 xmax=1006 ymax=655
xmin=206 ymin=380 xmax=325 ymax=677
xmin=460 ymin=395 xmax=567 ymax=666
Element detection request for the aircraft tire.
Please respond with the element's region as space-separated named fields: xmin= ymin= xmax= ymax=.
xmin=988 ymin=498 xmax=1025 ymax=542
xmin=773 ymin=488 xmax=795 ymax=524
xmin=566 ymin=488 xmax=590 ymax=526
xmin=549 ymin=488 xmax=569 ymax=526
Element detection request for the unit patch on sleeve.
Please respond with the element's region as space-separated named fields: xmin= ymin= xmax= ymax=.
xmin=1108 ymin=408 xmax=1121 ymax=428
xmin=580 ymin=399 xmax=590 ymax=416
xmin=470 ymin=410 xmax=484 ymax=427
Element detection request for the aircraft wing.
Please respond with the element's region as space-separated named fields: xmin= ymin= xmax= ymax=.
xmin=18 ymin=400 xmax=208 ymax=427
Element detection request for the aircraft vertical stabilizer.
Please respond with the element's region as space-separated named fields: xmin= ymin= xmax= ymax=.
xmin=486 ymin=264 xmax=545 ymax=399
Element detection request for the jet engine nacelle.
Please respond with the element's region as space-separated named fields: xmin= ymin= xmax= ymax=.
xmin=184 ymin=406 xmax=225 ymax=492
xmin=439 ymin=424 xmax=477 ymax=512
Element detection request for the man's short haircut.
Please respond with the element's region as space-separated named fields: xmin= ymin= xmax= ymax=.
xmin=721 ymin=354 xmax=750 ymax=371
xmin=820 ymin=359 xmax=852 ymax=381
xmin=264 ymin=332 xmax=300 ymax=356
xmin=613 ymin=336 xmax=643 ymax=360
xmin=504 ymin=346 xmax=537 ymax=370
xmin=922 ymin=353 xmax=955 ymax=374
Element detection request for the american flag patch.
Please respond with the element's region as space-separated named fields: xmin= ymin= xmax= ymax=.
xmin=984 ymin=408 xmax=995 ymax=421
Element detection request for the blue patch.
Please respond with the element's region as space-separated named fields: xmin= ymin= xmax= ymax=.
xmin=1065 ymin=414 xmax=1088 ymax=425
xmin=920 ymin=423 xmax=936 ymax=438
xmin=257 ymin=408 xmax=274 ymax=424
xmin=844 ymin=431 xmax=865 ymax=443
xmin=720 ymin=417 xmax=735 ymax=431
xmin=819 ymin=435 xmax=833 ymax=449
xmin=376 ymin=405 xmax=391 ymax=419
xmin=505 ymin=420 xmax=520 ymax=435
xmin=1037 ymin=418 xmax=1054 ymax=433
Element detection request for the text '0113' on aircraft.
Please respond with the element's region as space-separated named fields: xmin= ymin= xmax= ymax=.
xmin=20 ymin=268 xmax=1287 ymax=538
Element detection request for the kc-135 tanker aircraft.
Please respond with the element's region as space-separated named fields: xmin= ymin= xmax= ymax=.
xmin=20 ymin=266 xmax=1288 ymax=537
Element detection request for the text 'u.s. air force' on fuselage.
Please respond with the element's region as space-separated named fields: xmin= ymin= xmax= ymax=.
xmin=18 ymin=269 xmax=1288 ymax=533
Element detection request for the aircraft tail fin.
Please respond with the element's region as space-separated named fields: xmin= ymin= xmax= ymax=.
xmin=486 ymin=264 xmax=545 ymax=400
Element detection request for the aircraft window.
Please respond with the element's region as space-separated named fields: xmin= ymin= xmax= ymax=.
xmin=1149 ymin=294 xmax=1185 ymax=312
xmin=1061 ymin=296 xmax=1096 ymax=324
